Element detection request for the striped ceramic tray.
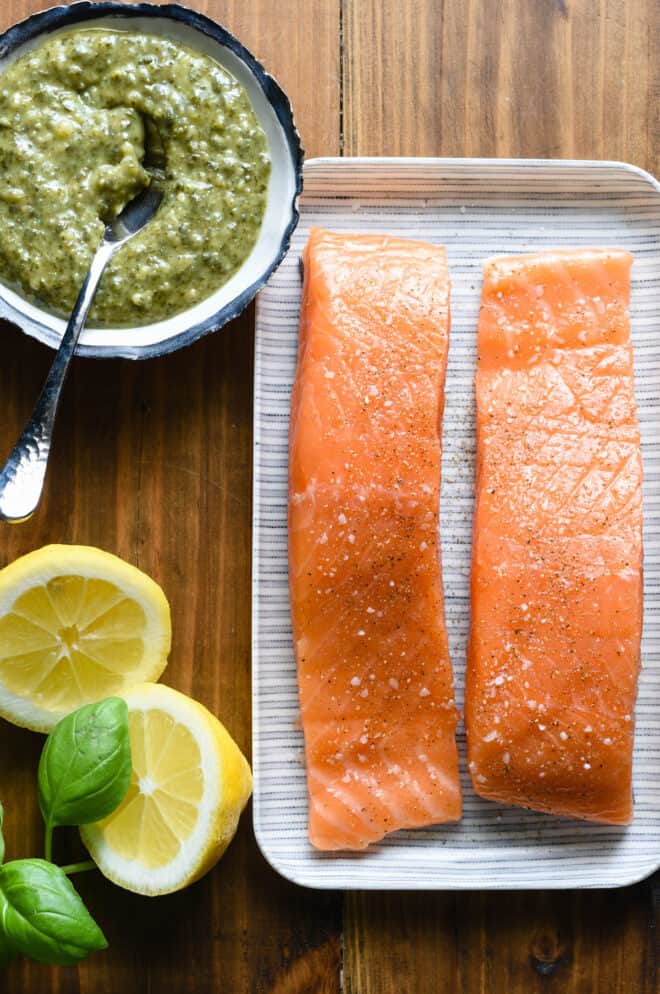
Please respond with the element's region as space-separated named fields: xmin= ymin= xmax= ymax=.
xmin=252 ymin=158 xmax=660 ymax=889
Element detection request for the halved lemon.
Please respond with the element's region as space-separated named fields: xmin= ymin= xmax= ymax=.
xmin=80 ymin=683 xmax=252 ymax=895
xmin=0 ymin=545 xmax=171 ymax=732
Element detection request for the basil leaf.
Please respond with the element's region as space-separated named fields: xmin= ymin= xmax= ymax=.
xmin=38 ymin=698 xmax=132 ymax=829
xmin=0 ymin=802 xmax=4 ymax=864
xmin=0 ymin=859 xmax=106 ymax=966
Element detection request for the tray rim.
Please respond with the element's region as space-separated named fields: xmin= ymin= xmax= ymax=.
xmin=301 ymin=155 xmax=660 ymax=192
xmin=251 ymin=155 xmax=660 ymax=891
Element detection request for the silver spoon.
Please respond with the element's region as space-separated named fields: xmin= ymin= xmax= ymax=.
xmin=0 ymin=181 xmax=163 ymax=523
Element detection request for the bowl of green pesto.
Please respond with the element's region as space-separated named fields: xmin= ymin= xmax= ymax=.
xmin=0 ymin=2 xmax=303 ymax=357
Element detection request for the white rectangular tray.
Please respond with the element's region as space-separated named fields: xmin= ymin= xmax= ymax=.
xmin=252 ymin=157 xmax=660 ymax=889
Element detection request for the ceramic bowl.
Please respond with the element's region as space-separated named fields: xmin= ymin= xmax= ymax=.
xmin=0 ymin=1 xmax=303 ymax=358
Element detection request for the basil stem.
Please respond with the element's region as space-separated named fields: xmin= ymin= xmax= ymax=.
xmin=61 ymin=860 xmax=96 ymax=876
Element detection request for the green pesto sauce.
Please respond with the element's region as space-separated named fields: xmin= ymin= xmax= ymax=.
xmin=0 ymin=29 xmax=271 ymax=326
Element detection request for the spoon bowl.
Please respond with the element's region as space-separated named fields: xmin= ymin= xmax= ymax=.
xmin=106 ymin=183 xmax=164 ymax=243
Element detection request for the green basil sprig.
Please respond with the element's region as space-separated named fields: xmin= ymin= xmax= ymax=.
xmin=1 ymin=696 xmax=132 ymax=970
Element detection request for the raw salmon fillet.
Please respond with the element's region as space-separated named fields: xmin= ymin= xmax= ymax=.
xmin=289 ymin=228 xmax=461 ymax=850
xmin=466 ymin=248 xmax=642 ymax=824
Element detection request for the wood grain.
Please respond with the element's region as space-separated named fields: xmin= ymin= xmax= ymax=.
xmin=0 ymin=2 xmax=341 ymax=993
xmin=343 ymin=0 xmax=659 ymax=172
xmin=344 ymin=882 xmax=658 ymax=994
xmin=0 ymin=0 xmax=658 ymax=991
xmin=342 ymin=0 xmax=658 ymax=992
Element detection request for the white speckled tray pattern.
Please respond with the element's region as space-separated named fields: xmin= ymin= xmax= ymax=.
xmin=252 ymin=158 xmax=660 ymax=889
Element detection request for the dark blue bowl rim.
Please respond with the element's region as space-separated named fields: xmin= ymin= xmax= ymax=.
xmin=0 ymin=1 xmax=304 ymax=359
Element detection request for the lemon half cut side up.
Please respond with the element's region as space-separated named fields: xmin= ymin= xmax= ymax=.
xmin=81 ymin=683 xmax=252 ymax=895
xmin=0 ymin=545 xmax=171 ymax=732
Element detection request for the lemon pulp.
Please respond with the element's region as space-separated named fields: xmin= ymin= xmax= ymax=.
xmin=100 ymin=708 xmax=204 ymax=868
xmin=0 ymin=577 xmax=147 ymax=711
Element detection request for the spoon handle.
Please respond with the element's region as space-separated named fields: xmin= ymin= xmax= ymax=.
xmin=0 ymin=240 xmax=116 ymax=523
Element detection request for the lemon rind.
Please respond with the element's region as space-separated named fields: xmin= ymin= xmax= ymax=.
xmin=80 ymin=683 xmax=252 ymax=896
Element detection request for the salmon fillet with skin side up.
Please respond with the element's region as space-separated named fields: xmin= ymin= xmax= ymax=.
xmin=288 ymin=228 xmax=461 ymax=851
xmin=466 ymin=249 xmax=642 ymax=824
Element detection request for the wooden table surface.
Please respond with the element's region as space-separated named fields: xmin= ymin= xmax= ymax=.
xmin=1 ymin=1 xmax=658 ymax=991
